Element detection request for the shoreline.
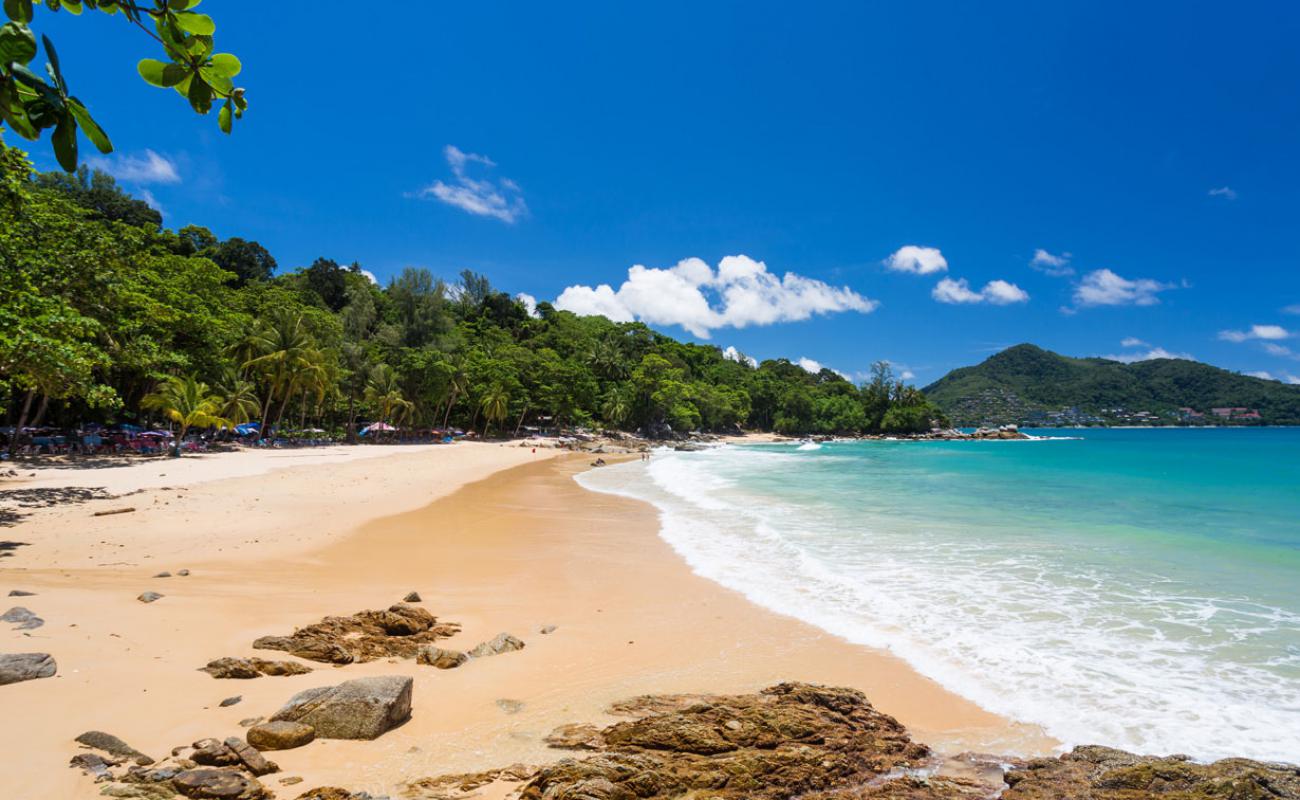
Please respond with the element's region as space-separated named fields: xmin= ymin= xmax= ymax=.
xmin=2 ymin=442 xmax=1052 ymax=798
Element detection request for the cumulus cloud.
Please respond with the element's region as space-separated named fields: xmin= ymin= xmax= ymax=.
xmin=516 ymin=292 xmax=540 ymax=318
xmin=1246 ymin=370 xmax=1276 ymax=380
xmin=361 ymin=269 xmax=378 ymax=285
xmin=723 ymin=346 xmax=758 ymax=368
xmin=87 ymin=149 xmax=180 ymax=184
xmin=1208 ymin=186 xmax=1238 ymax=200
xmin=932 ymin=277 xmax=1029 ymax=305
xmin=1218 ymin=324 xmax=1292 ymax=343
xmin=798 ymin=357 xmax=849 ymax=380
xmin=1263 ymin=343 xmax=1295 ymax=358
xmin=1072 ymin=269 xmax=1174 ymax=308
xmin=1282 ymin=304 xmax=1300 ymax=315
xmin=1102 ymin=346 xmax=1194 ymax=363
xmin=554 ymin=255 xmax=877 ymax=339
xmin=414 ymin=145 xmax=527 ymax=223
xmin=1121 ymin=337 xmax=1148 ymax=348
xmin=885 ymin=245 xmax=948 ymax=275
xmin=1031 ymin=248 xmax=1074 ymax=277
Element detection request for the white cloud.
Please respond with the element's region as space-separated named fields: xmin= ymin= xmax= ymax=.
xmin=1208 ymin=186 xmax=1238 ymax=200
xmin=1282 ymin=304 xmax=1300 ymax=315
xmin=516 ymin=292 xmax=540 ymax=318
xmin=1218 ymin=324 xmax=1292 ymax=343
xmin=360 ymin=269 xmax=378 ymax=284
xmin=885 ymin=245 xmax=948 ymax=275
xmin=1246 ymin=370 xmax=1275 ymax=380
xmin=1263 ymin=343 xmax=1295 ymax=358
xmin=1287 ymin=374 xmax=1300 ymax=385
xmin=1072 ymin=269 xmax=1174 ymax=308
xmin=138 ymin=188 xmax=163 ymax=215
xmin=798 ymin=357 xmax=849 ymax=380
xmin=87 ymin=149 xmax=180 ymax=184
xmin=555 ymin=255 xmax=877 ymax=339
xmin=1121 ymin=337 xmax=1148 ymax=348
xmin=932 ymin=277 xmax=1029 ymax=305
xmin=723 ymin=346 xmax=758 ymax=368
xmin=414 ymin=145 xmax=527 ymax=223
xmin=1102 ymin=346 xmax=1194 ymax=363
xmin=1031 ymin=248 xmax=1074 ymax=277
xmin=900 ymin=369 xmax=916 ymax=380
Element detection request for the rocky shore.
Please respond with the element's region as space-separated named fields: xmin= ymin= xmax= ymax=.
xmin=68 ymin=681 xmax=1300 ymax=800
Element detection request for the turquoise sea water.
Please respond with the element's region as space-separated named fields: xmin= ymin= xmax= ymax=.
xmin=577 ymin=429 xmax=1300 ymax=762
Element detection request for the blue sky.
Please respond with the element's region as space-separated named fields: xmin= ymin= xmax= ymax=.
xmin=31 ymin=2 xmax=1300 ymax=384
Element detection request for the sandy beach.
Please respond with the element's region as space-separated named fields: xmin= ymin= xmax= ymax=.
xmin=0 ymin=441 xmax=1053 ymax=799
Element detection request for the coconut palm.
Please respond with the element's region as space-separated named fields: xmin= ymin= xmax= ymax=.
xmin=479 ymin=382 xmax=510 ymax=437
xmin=364 ymin=364 xmax=414 ymax=434
xmin=214 ymin=369 xmax=260 ymax=426
xmin=600 ymin=387 xmax=632 ymax=428
xmin=141 ymin=375 xmax=230 ymax=457
xmin=242 ymin=310 xmax=315 ymax=438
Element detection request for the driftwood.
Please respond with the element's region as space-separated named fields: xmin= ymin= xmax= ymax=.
xmin=92 ymin=507 xmax=136 ymax=517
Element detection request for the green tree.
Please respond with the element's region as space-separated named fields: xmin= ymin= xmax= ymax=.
xmin=141 ymin=374 xmax=228 ymax=457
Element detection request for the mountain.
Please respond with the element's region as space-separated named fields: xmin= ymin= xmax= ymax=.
xmin=923 ymin=344 xmax=1300 ymax=426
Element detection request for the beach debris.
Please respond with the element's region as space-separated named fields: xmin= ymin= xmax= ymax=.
xmin=252 ymin=604 xmax=460 ymax=664
xmin=403 ymin=591 xmax=422 ymax=603
xmin=279 ymin=776 xmax=303 ymax=786
xmin=495 ymin=698 xmax=525 ymax=715
xmin=0 ymin=652 xmax=57 ymax=685
xmin=93 ymin=507 xmax=137 ymax=517
xmin=270 ymin=675 xmax=413 ymax=740
xmin=137 ymin=591 xmax=164 ymax=604
xmin=219 ymin=696 xmax=242 ymax=708
xmin=178 ymin=569 xmax=191 ymax=576
xmin=1 ymin=606 xmax=43 ymax=630
xmin=247 ymin=721 xmax=315 ymax=752
xmin=415 ymin=646 xmax=468 ymax=669
xmin=538 ymin=624 xmax=557 ymax=635
xmin=74 ymin=730 xmax=154 ymax=766
xmin=200 ymin=657 xmax=313 ymax=679
xmin=7 ymin=589 xmax=35 ymax=596
xmin=467 ymin=632 xmax=525 ymax=658
xmin=153 ymin=571 xmax=172 ymax=578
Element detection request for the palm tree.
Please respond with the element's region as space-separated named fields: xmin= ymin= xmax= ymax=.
xmin=141 ymin=375 xmax=230 ymax=457
xmin=214 ymin=370 xmax=260 ymax=426
xmin=242 ymin=310 xmax=315 ymax=439
xmin=439 ymin=358 xmax=469 ymax=431
xmin=479 ymin=382 xmax=510 ymax=438
xmin=364 ymin=364 xmax=414 ymax=436
xmin=600 ymin=387 xmax=632 ymax=428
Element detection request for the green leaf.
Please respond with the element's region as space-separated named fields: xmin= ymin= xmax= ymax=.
xmin=197 ymin=65 xmax=231 ymax=94
xmin=67 ymin=96 xmax=111 ymax=152
xmin=173 ymin=11 xmax=213 ymax=35
xmin=137 ymin=58 xmax=189 ymax=87
xmin=3 ymin=0 xmax=34 ymax=24
xmin=58 ymin=0 xmax=82 ymax=14
xmin=217 ymin=99 xmax=230 ymax=133
xmin=186 ymin=73 xmax=211 ymax=113
xmin=0 ymin=21 xmax=37 ymax=64
xmin=41 ymin=34 xmax=67 ymax=94
xmin=167 ymin=0 xmax=199 ymax=8
xmin=207 ymin=52 xmax=239 ymax=78
xmin=51 ymin=111 xmax=77 ymax=170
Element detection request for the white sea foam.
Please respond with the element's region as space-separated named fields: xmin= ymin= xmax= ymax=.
xmin=576 ymin=446 xmax=1300 ymax=763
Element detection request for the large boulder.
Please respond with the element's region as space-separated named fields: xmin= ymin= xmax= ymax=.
xmin=270 ymin=676 xmax=412 ymax=740
xmin=246 ymin=721 xmax=315 ymax=751
xmin=74 ymin=730 xmax=154 ymax=765
xmin=0 ymin=652 xmax=57 ymax=685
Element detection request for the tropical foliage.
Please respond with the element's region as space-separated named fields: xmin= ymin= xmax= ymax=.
xmin=0 ymin=137 xmax=946 ymax=441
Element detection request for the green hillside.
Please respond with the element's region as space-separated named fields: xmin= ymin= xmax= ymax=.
xmin=923 ymin=344 xmax=1300 ymax=426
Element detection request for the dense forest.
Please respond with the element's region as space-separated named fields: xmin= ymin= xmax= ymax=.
xmin=925 ymin=344 xmax=1300 ymax=426
xmin=0 ymin=138 xmax=946 ymax=447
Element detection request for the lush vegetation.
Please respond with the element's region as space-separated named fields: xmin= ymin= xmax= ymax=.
xmin=1 ymin=0 xmax=245 ymax=170
xmin=924 ymin=343 xmax=1300 ymax=426
xmin=0 ymin=138 xmax=946 ymax=446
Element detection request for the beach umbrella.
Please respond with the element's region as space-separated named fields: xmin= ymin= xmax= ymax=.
xmin=234 ymin=422 xmax=260 ymax=435
xmin=368 ymin=422 xmax=397 ymax=431
xmin=116 ymin=423 xmax=143 ymax=432
xmin=141 ymin=431 xmax=173 ymax=438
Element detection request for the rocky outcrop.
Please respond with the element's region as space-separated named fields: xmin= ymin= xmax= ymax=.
xmin=523 ymin=683 xmax=930 ymax=799
xmin=270 ymin=675 xmax=413 ymax=740
xmin=1001 ymin=745 xmax=1300 ymax=799
xmin=416 ymin=646 xmax=468 ymax=669
xmin=252 ymin=604 xmax=459 ymax=664
xmin=467 ymin=632 xmax=524 ymax=658
xmin=172 ymin=767 xmax=268 ymax=799
xmin=0 ymin=652 xmax=57 ymax=685
xmin=246 ymin=721 xmax=315 ymax=751
xmin=402 ymin=764 xmax=537 ymax=799
xmin=200 ymin=657 xmax=313 ymax=679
